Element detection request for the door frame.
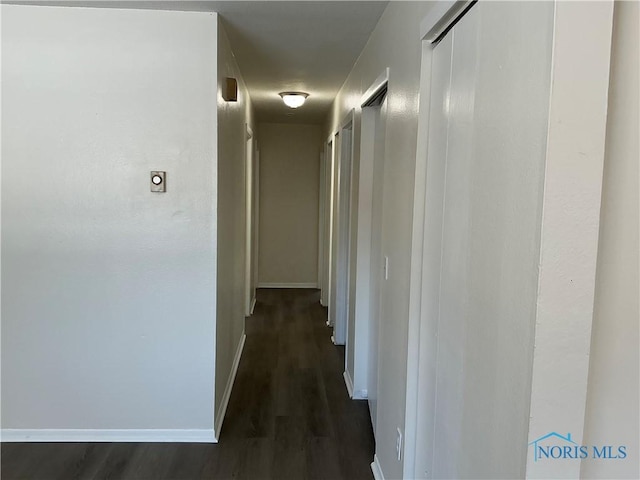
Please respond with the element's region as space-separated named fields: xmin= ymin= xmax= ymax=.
xmin=326 ymin=137 xmax=336 ymax=324
xmin=344 ymin=69 xmax=389 ymax=404
xmin=251 ymin=147 xmax=260 ymax=314
xmin=321 ymin=141 xmax=333 ymax=308
xmin=244 ymin=124 xmax=255 ymax=317
xmin=331 ymin=110 xmax=356 ymax=346
xmin=318 ymin=148 xmax=326 ymax=303
xmin=329 ymin=130 xmax=341 ymax=336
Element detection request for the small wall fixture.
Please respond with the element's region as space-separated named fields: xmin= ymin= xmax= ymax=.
xmin=223 ymin=77 xmax=238 ymax=102
xmin=279 ymin=92 xmax=309 ymax=109
xmin=150 ymin=171 xmax=166 ymax=192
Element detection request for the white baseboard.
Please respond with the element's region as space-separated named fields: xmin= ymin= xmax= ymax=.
xmin=343 ymin=370 xmax=368 ymax=400
xmin=214 ymin=332 xmax=246 ymax=442
xmin=257 ymin=283 xmax=318 ymax=289
xmin=371 ymin=454 xmax=385 ymax=480
xmin=353 ymin=388 xmax=368 ymax=400
xmin=343 ymin=370 xmax=354 ymax=398
xmin=250 ymin=297 xmax=257 ymax=315
xmin=0 ymin=429 xmax=215 ymax=443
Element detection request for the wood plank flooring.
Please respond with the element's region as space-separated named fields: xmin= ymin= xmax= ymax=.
xmin=1 ymin=289 xmax=375 ymax=480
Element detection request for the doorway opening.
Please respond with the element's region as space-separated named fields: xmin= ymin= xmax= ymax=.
xmin=321 ymin=141 xmax=333 ymax=308
xmin=327 ymin=137 xmax=337 ymax=328
xmin=331 ymin=113 xmax=355 ymax=346
xmin=245 ymin=125 xmax=258 ymax=316
xmin=362 ymin=78 xmax=388 ymax=432
xmin=339 ymin=71 xmax=389 ymax=431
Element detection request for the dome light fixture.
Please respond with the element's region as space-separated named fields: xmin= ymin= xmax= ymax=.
xmin=279 ymin=91 xmax=309 ymax=109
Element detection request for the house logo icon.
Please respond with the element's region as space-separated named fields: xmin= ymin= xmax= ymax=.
xmin=528 ymin=432 xmax=578 ymax=462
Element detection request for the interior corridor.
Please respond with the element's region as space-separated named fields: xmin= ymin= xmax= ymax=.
xmin=1 ymin=2 xmax=637 ymax=479
xmin=0 ymin=289 xmax=375 ymax=480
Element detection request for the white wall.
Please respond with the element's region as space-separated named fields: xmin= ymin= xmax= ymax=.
xmin=325 ymin=3 xmax=436 ymax=478
xmin=1 ymin=5 xmax=218 ymax=438
xmin=258 ymin=123 xmax=321 ymax=287
xmin=214 ymin=19 xmax=254 ymax=437
xmin=582 ymin=2 xmax=639 ymax=478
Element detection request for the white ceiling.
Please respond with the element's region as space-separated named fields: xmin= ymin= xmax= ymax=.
xmin=8 ymin=1 xmax=390 ymax=124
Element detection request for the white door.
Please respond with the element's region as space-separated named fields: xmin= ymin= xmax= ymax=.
xmin=367 ymin=96 xmax=387 ymax=432
xmin=412 ymin=2 xmax=555 ymax=478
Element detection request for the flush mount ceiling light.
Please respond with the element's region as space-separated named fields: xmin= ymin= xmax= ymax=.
xmin=279 ymin=92 xmax=309 ymax=108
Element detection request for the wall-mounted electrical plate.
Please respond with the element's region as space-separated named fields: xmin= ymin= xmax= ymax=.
xmin=150 ymin=171 xmax=166 ymax=192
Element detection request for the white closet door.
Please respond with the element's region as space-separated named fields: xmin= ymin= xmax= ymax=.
xmin=415 ymin=2 xmax=554 ymax=478
xmin=367 ymin=97 xmax=387 ymax=433
xmin=413 ymin=24 xmax=454 ymax=478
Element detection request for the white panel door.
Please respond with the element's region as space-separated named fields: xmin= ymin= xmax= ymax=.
xmin=412 ymin=27 xmax=454 ymax=476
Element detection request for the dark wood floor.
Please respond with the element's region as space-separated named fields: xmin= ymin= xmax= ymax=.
xmin=1 ymin=289 xmax=375 ymax=480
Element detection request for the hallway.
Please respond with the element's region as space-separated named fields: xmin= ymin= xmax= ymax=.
xmin=2 ymin=2 xmax=638 ymax=479
xmin=0 ymin=289 xmax=375 ymax=480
